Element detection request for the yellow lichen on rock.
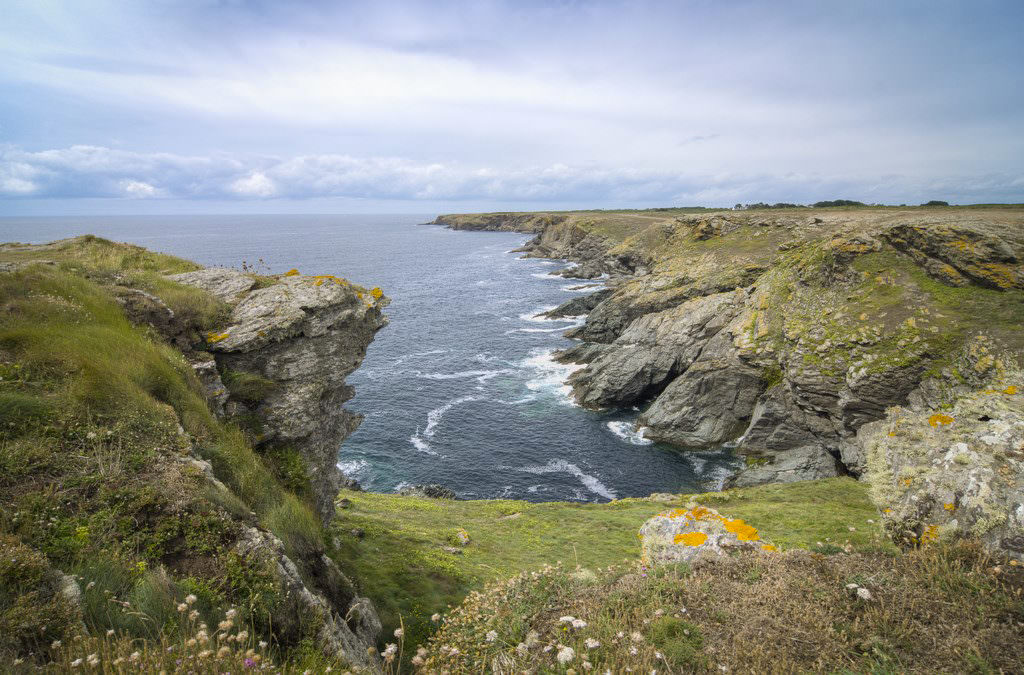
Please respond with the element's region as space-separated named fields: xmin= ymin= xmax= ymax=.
xmin=284 ymin=268 xmax=300 ymax=276
xmin=673 ymin=531 xmax=707 ymax=547
xmin=928 ymin=413 xmax=954 ymax=428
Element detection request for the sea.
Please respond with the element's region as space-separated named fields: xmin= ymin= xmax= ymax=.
xmin=0 ymin=214 xmax=738 ymax=502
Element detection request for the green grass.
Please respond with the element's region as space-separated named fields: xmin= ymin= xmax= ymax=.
xmin=0 ymin=259 xmax=330 ymax=663
xmin=330 ymin=477 xmax=888 ymax=658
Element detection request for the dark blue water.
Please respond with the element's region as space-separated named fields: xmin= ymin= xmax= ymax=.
xmin=0 ymin=215 xmax=738 ymax=501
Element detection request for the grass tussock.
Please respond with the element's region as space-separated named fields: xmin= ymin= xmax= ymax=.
xmin=421 ymin=542 xmax=1024 ymax=673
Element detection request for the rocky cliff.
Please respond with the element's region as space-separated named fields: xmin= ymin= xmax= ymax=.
xmin=172 ymin=267 xmax=388 ymax=525
xmin=436 ymin=208 xmax=1024 ymax=488
xmin=0 ymin=238 xmax=388 ymax=670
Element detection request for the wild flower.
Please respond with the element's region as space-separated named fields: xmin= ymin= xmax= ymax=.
xmin=129 ymin=651 xmax=141 ymax=662
xmin=226 ymin=608 xmax=238 ymax=620
xmin=186 ymin=594 xmax=198 ymax=605
xmin=177 ymin=603 xmax=188 ymax=612
xmin=394 ymin=627 xmax=404 ymax=638
xmin=71 ymin=658 xmax=82 ymax=667
xmin=559 ymin=615 xmax=577 ymax=624
xmin=431 ymin=613 xmax=442 ymax=623
xmin=572 ymin=619 xmax=588 ymax=629
xmin=485 ymin=630 xmax=498 ymax=642
xmin=87 ymin=653 xmax=100 ymax=666
xmin=218 ymin=620 xmax=233 ymax=631
xmin=585 ymin=638 xmax=600 ymax=649
xmin=218 ymin=646 xmax=231 ymax=658
xmin=631 ymin=632 xmax=644 ymax=642
xmin=189 ymin=610 xmax=199 ymax=621
xmin=259 ymin=641 xmax=268 ymax=649
xmin=51 ymin=640 xmax=62 ymax=649
xmin=106 ymin=629 xmax=114 ymax=636
xmin=557 ymin=645 xmax=576 ymax=664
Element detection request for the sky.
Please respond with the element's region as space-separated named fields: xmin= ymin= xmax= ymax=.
xmin=1 ymin=0 xmax=1023 ymax=215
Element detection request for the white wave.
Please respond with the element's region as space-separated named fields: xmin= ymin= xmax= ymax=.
xmin=424 ymin=396 xmax=479 ymax=438
xmin=393 ymin=349 xmax=447 ymax=365
xmin=606 ymin=421 xmax=654 ymax=446
xmin=687 ymin=455 xmax=708 ymax=473
xmin=520 ymin=348 xmax=585 ymax=405
xmin=493 ymin=393 xmax=536 ymax=403
xmin=416 ymin=368 xmax=514 ymax=384
xmin=517 ymin=459 xmax=617 ymax=500
xmin=531 ymin=272 xmax=561 ymax=280
xmin=336 ymin=458 xmax=369 ymax=477
xmin=517 ymin=305 xmax=586 ymax=325
xmin=517 ymin=305 xmax=559 ymax=322
xmin=561 ymin=283 xmax=605 ymax=292
xmin=409 ymin=432 xmax=439 ymax=456
xmin=505 ymin=326 xmax=568 ymax=334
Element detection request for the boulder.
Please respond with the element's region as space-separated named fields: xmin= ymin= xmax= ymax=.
xmin=398 ymin=484 xmax=457 ymax=499
xmin=862 ymin=373 xmax=1024 ymax=561
xmin=639 ymin=505 xmax=775 ymax=566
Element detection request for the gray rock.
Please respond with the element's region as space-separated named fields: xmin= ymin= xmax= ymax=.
xmin=728 ymin=445 xmax=843 ymax=488
xmin=174 ymin=271 xmax=388 ymax=525
xmin=234 ymin=526 xmax=382 ymax=671
xmin=639 ymin=505 xmax=774 ymax=566
xmin=862 ymin=371 xmax=1024 ymax=561
xmin=169 ymin=267 xmax=256 ymax=304
xmin=189 ymin=352 xmax=228 ymax=417
xmin=398 ymin=484 xmax=457 ymax=499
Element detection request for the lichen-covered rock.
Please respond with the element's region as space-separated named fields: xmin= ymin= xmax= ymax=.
xmin=173 ymin=268 xmax=389 ymax=524
xmin=862 ymin=373 xmax=1024 ymax=560
xmin=639 ymin=505 xmax=775 ymax=565
xmin=188 ymin=352 xmax=229 ymax=417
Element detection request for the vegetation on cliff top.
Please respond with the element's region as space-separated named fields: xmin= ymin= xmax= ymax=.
xmin=0 ymin=239 xmax=349 ymax=670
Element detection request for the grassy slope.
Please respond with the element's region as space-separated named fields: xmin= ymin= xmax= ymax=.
xmin=0 ymin=240 xmax=338 ymax=669
xmin=330 ymin=477 xmax=890 ymax=657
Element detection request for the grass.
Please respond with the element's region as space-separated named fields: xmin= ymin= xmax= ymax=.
xmin=421 ymin=541 xmax=1023 ymax=673
xmin=330 ymin=477 xmax=889 ymax=660
xmin=0 ymin=255 xmax=333 ymax=666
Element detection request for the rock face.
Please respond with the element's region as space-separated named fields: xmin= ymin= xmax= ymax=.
xmin=438 ymin=209 xmax=1024 ymax=488
xmin=639 ymin=505 xmax=774 ymax=565
xmin=234 ymin=526 xmax=382 ymax=670
xmin=172 ymin=268 xmax=389 ymax=525
xmin=861 ymin=370 xmax=1024 ymax=561
xmin=398 ymin=484 xmax=457 ymax=499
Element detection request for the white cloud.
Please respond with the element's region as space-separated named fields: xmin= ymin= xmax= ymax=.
xmin=118 ymin=179 xmax=162 ymax=198
xmin=1 ymin=144 xmax=1021 ymax=206
xmin=229 ymin=172 xmax=277 ymax=198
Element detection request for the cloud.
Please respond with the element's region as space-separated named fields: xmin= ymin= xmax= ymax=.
xmin=1 ymin=144 xmax=1021 ymax=206
xmin=230 ymin=172 xmax=277 ymax=198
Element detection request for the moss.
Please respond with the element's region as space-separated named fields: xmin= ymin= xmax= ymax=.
xmin=221 ymin=368 xmax=279 ymax=406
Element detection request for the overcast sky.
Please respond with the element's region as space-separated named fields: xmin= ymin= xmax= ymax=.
xmin=2 ymin=0 xmax=1023 ymax=214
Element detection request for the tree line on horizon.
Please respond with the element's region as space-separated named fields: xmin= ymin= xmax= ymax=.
xmin=732 ymin=200 xmax=950 ymax=209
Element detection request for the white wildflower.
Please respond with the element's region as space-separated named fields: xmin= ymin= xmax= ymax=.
xmin=185 ymin=594 xmax=198 ymax=605
xmin=485 ymin=630 xmax=498 ymax=643
xmin=585 ymin=638 xmax=600 ymax=649
xmin=177 ymin=603 xmax=187 ymax=612
xmin=225 ymin=608 xmax=237 ymax=619
xmin=394 ymin=628 xmax=404 ymax=639
xmin=559 ymin=615 xmax=576 ymax=624
xmin=431 ymin=613 xmax=441 ymax=623
xmin=557 ymin=646 xmax=576 ymax=664
xmin=630 ymin=646 xmax=639 ymax=656
xmin=71 ymin=658 xmax=83 ymax=667
xmin=572 ymin=619 xmax=588 ymax=629
xmin=87 ymin=653 xmax=100 ymax=666
xmin=129 ymin=651 xmax=141 ymax=662
xmin=631 ymin=631 xmax=644 ymax=642
xmin=51 ymin=640 xmax=62 ymax=649
xmin=106 ymin=629 xmax=114 ymax=636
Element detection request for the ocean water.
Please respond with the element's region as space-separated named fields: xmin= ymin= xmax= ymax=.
xmin=0 ymin=214 xmax=738 ymax=501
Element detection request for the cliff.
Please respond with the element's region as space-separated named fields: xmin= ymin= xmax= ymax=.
xmin=435 ymin=207 xmax=1024 ymax=488
xmin=0 ymin=237 xmax=387 ymax=670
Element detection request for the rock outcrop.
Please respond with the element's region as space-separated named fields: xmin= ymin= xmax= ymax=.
xmin=172 ymin=268 xmax=389 ymax=525
xmin=861 ymin=369 xmax=1024 ymax=561
xmin=438 ymin=208 xmax=1024 ymax=488
xmin=639 ymin=505 xmax=774 ymax=565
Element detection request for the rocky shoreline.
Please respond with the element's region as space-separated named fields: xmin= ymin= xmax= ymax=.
xmin=433 ymin=209 xmax=1024 ymax=556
